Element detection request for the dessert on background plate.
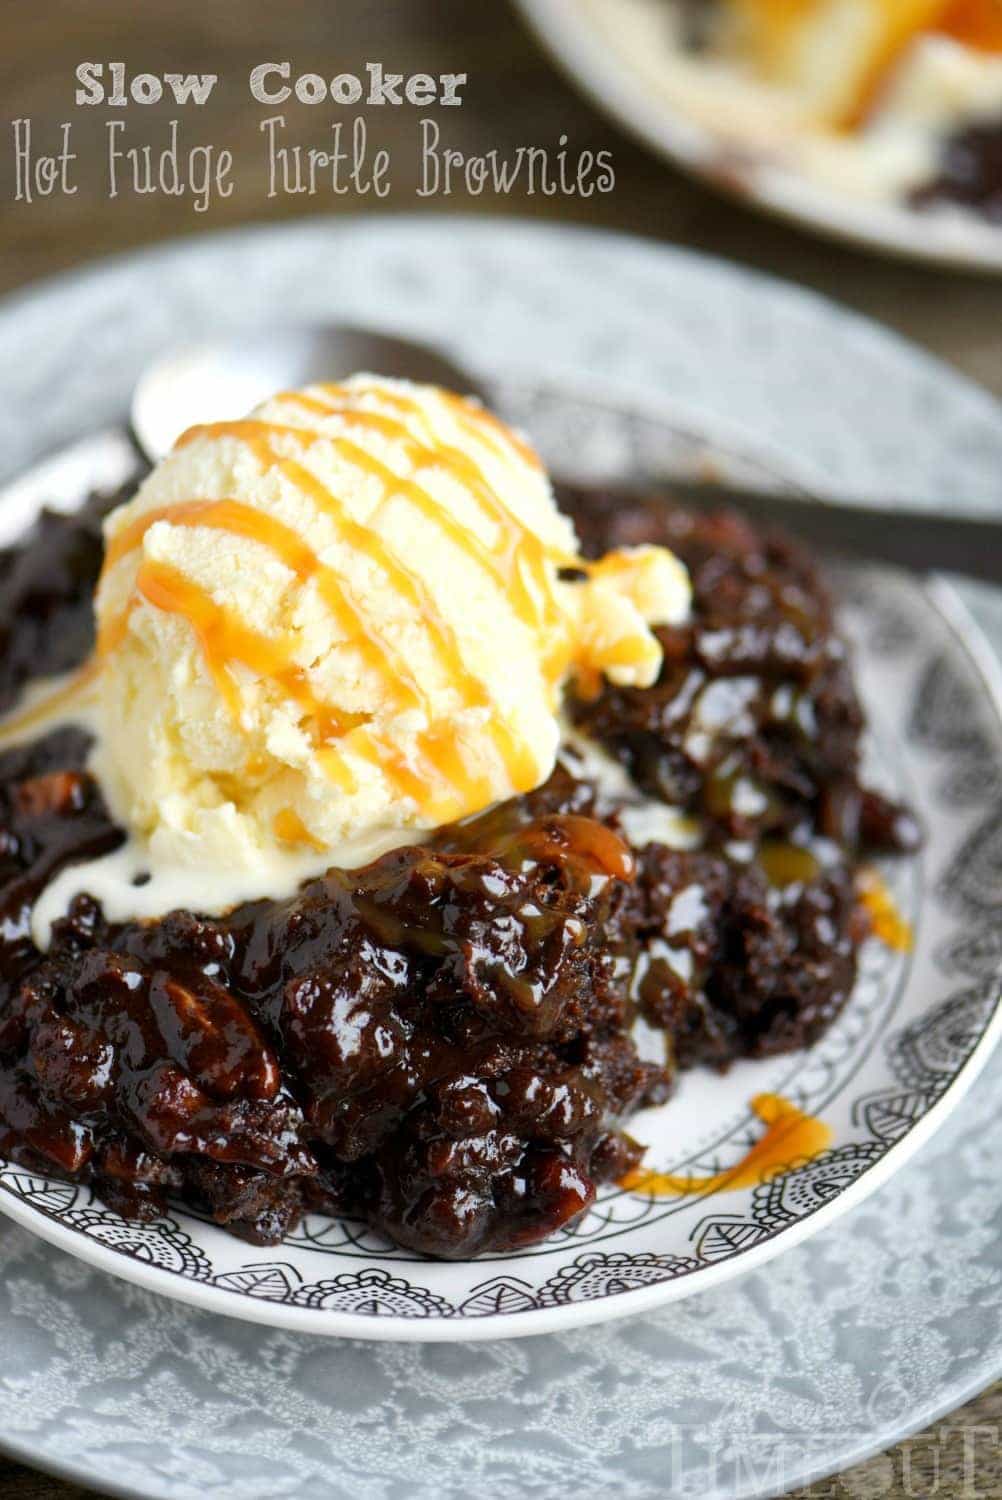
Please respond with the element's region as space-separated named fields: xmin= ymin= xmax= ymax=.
xmin=0 ymin=374 xmax=919 ymax=1260
xmin=515 ymin=0 xmax=1002 ymax=263
xmin=583 ymin=0 xmax=1002 ymax=216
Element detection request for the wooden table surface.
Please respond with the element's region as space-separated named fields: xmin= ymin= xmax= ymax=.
xmin=0 ymin=3 xmax=999 ymax=1497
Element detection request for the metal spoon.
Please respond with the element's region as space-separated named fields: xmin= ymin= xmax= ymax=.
xmin=129 ymin=333 xmax=1002 ymax=585
xmin=131 ymin=325 xmax=488 ymax=465
xmin=1 ymin=322 xmax=999 ymax=583
xmin=0 ymin=325 xmax=484 ymax=547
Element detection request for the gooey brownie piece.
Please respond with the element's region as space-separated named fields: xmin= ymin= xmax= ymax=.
xmin=0 ymin=733 xmax=669 ymax=1255
xmin=0 ymin=483 xmax=918 ymax=1255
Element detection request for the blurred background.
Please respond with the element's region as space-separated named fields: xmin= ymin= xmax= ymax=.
xmin=1 ymin=0 xmax=999 ymax=396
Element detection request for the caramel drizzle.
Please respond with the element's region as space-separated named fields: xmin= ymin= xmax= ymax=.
xmin=938 ymin=0 xmax=1002 ymax=49
xmin=273 ymin=807 xmax=326 ymax=851
xmin=833 ymin=0 xmax=1001 ymax=128
xmin=356 ymin=381 xmax=545 ymax=473
xmin=839 ymin=0 xmax=947 ymax=128
xmin=134 ymin=560 xmax=360 ymax=744
xmin=132 ymin=563 xmax=462 ymax=811
xmin=734 ymin=0 xmax=1001 ymax=130
xmin=99 ymin=387 xmax=562 ymax=816
xmin=175 ymin=407 xmax=551 ymax=793
xmin=107 ymin=542 xmax=492 ymax=819
xmin=104 ymin=497 xmax=425 ymax=714
xmin=282 ymin=383 xmax=574 ymax=641
xmin=620 ymin=1094 xmax=832 ymax=1198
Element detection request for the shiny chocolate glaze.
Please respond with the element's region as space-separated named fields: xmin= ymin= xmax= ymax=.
xmin=0 ymin=486 xmax=917 ymax=1256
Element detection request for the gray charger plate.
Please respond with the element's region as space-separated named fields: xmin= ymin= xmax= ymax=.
xmin=0 ymin=215 xmax=1001 ymax=1494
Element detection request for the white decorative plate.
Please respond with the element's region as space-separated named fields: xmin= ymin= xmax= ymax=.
xmin=1 ymin=380 xmax=1000 ymax=1341
xmin=514 ymin=0 xmax=1002 ymax=271
xmin=0 ymin=217 xmax=1001 ymax=1499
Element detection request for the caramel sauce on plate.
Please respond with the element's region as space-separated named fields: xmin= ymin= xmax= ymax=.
xmin=857 ymin=867 xmax=914 ymax=952
xmin=620 ymin=1093 xmax=832 ymax=1197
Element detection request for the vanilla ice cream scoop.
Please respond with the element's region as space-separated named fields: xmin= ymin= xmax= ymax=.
xmin=71 ymin=376 xmax=689 ymax=917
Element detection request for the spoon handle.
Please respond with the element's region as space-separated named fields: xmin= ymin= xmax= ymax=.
xmin=637 ymin=477 xmax=1002 ymax=586
xmin=2 ymin=429 xmax=998 ymax=588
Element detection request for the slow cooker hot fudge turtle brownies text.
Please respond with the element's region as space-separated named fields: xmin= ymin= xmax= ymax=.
xmin=0 ymin=380 xmax=919 ymax=1259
